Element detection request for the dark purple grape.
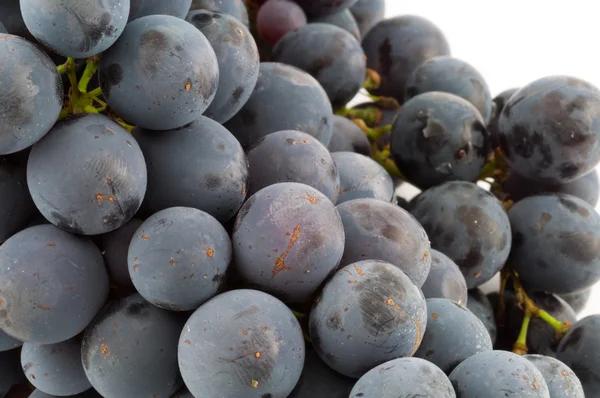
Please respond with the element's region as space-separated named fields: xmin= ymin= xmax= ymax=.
xmin=97 ymin=219 xmax=144 ymax=288
xmin=336 ymin=198 xmax=431 ymax=287
xmin=27 ymin=114 xmax=147 ymax=235
xmin=0 ymin=21 xmax=5 ymax=33
xmin=409 ymin=181 xmax=511 ymax=289
xmin=498 ymin=76 xmax=600 ymax=183
xmin=232 ymin=182 xmax=344 ymax=305
xmin=508 ymin=193 xmax=600 ymax=294
xmin=466 ymin=288 xmax=497 ymax=343
xmin=128 ymin=207 xmax=231 ymax=311
xmin=310 ymin=260 xmax=426 ymax=378
xmin=128 ymin=0 xmax=192 ymax=21
xmin=245 ymin=130 xmax=340 ymax=202
xmin=294 ymin=0 xmax=358 ymax=17
xmin=0 ymin=348 xmax=27 ymax=397
xmin=0 ymin=152 xmax=36 ymax=242
xmin=272 ymin=23 xmax=366 ymax=109
xmin=288 ymin=349 xmax=354 ymax=398
xmin=559 ymin=287 xmax=592 ymax=314
xmin=224 ymin=62 xmax=334 ymax=150
xmin=178 ymin=289 xmax=305 ymax=398
xmin=0 ymin=330 xmax=22 ymax=352
xmin=328 ymin=116 xmax=371 ymax=156
xmin=349 ymin=0 xmax=385 ymax=37
xmin=421 ymin=249 xmax=468 ymax=306
xmin=81 ymin=294 xmax=184 ymax=398
xmin=256 ymin=0 xmax=307 ymax=46
xmin=524 ymin=354 xmax=584 ymax=398
xmin=489 ymin=87 xmax=519 ymax=148
xmin=390 ymin=92 xmax=490 ymax=189
xmin=132 ymin=116 xmax=248 ymax=223
xmin=0 ymin=1 xmax=26 ymax=35
xmin=362 ymin=15 xmax=450 ymax=103
xmin=189 ymin=0 xmax=249 ymax=27
xmin=405 ymin=56 xmax=493 ymax=124
xmin=332 ymin=152 xmax=394 ymax=204
xmin=0 ymin=224 xmax=109 ymax=344
xmin=310 ymin=9 xmax=360 ymax=42
xmin=21 ymin=335 xmax=91 ymax=396
xmin=28 ymin=389 xmax=103 ymax=398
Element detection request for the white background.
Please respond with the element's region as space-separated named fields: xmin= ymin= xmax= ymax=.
xmin=382 ymin=0 xmax=600 ymax=318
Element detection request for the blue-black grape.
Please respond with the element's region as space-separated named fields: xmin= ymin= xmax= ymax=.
xmin=0 ymin=1 xmax=25 ymax=35
xmin=524 ymin=354 xmax=585 ymax=398
xmin=99 ymin=14 xmax=219 ymax=131
xmin=224 ymin=62 xmax=334 ymax=149
xmin=336 ymin=198 xmax=431 ymax=287
xmin=128 ymin=0 xmax=192 ymax=21
xmin=27 ymin=114 xmax=147 ymax=235
xmin=0 ymin=330 xmax=22 ymax=352
xmin=232 ymin=182 xmax=344 ymax=305
xmin=405 ymin=56 xmax=493 ymax=124
xmin=81 ymin=294 xmax=184 ymax=398
xmin=0 ymin=34 xmax=62 ymax=155
xmin=288 ymin=349 xmax=354 ymax=398
xmin=185 ymin=10 xmax=259 ymax=124
xmin=0 ymin=348 xmax=27 ymax=397
xmin=21 ymin=335 xmax=91 ymax=396
xmin=170 ymin=388 xmax=194 ymax=398
xmin=488 ymin=87 xmax=519 ymax=148
xmin=178 ymin=289 xmax=305 ymax=398
xmin=390 ymin=92 xmax=490 ymax=189
xmin=0 ymin=224 xmax=109 ymax=344
xmin=414 ymin=298 xmax=493 ymax=374
xmin=497 ymin=76 xmax=600 ymax=183
xmin=466 ymin=288 xmax=497 ymax=343
xmin=507 ymin=193 xmax=600 ymax=294
xmin=409 ymin=181 xmax=511 ymax=288
xmin=310 ymin=9 xmax=361 ymax=41
xmin=97 ymin=218 xmax=144 ymax=288
xmin=559 ymin=287 xmax=592 ymax=314
xmin=295 ymin=0 xmax=358 ymax=17
xmin=328 ymin=115 xmax=371 ymax=156
xmin=190 ymin=0 xmax=249 ymax=27
xmin=272 ymin=23 xmax=366 ymax=109
xmin=421 ymin=249 xmax=468 ymax=306
xmin=349 ymin=357 xmax=456 ymax=398
xmin=128 ymin=207 xmax=231 ymax=311
xmin=0 ymin=21 xmax=6 ymax=33
xmin=349 ymin=0 xmax=385 ymax=38
xmin=28 ymin=389 xmax=103 ymax=398
xmin=0 ymin=152 xmax=36 ymax=242
xmin=332 ymin=152 xmax=394 ymax=204
xmin=309 ymin=260 xmax=427 ymax=378
xmin=246 ymin=130 xmax=340 ymax=201
xmin=20 ymin=0 xmax=130 ymax=58
xmin=449 ymin=350 xmax=550 ymax=397
xmin=556 ymin=314 xmax=600 ymax=396
xmin=132 ymin=116 xmax=248 ymax=223
xmin=362 ymin=15 xmax=450 ymax=103
xmin=256 ymin=0 xmax=307 ymax=46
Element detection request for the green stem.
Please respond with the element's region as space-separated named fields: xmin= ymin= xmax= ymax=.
xmin=65 ymin=58 xmax=79 ymax=101
xmin=292 ymin=310 xmax=306 ymax=320
xmin=88 ymin=87 xmax=103 ymax=98
xmin=84 ymin=106 xmax=99 ymax=114
xmin=57 ymin=63 xmax=67 ymax=75
xmin=337 ymin=107 xmax=382 ymax=127
xmin=513 ymin=311 xmax=530 ymax=355
xmin=58 ymin=108 xmax=70 ymax=120
xmin=363 ymin=68 xmax=381 ymax=91
xmin=78 ymin=58 xmax=99 ymax=93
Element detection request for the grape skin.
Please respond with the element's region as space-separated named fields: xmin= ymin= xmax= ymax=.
xmin=466 ymin=288 xmax=497 ymax=344
xmin=310 ymin=9 xmax=361 ymax=41
xmin=327 ymin=115 xmax=372 ymax=156
xmin=295 ymin=0 xmax=358 ymax=17
xmin=524 ymin=355 xmax=584 ymax=398
xmin=256 ymin=0 xmax=307 ymax=46
xmin=190 ymin=0 xmax=250 ymax=27
xmin=0 ymin=21 xmax=6 ymax=33
xmin=332 ymin=152 xmax=394 ymax=204
xmin=421 ymin=249 xmax=468 ymax=306
xmin=128 ymin=0 xmax=192 ymax=21
xmin=0 ymin=330 xmax=22 ymax=352
xmin=288 ymin=349 xmax=354 ymax=398
xmin=488 ymin=87 xmax=519 ymax=147
xmin=349 ymin=0 xmax=385 ymax=38
xmin=97 ymin=218 xmax=144 ymax=288
xmin=559 ymin=287 xmax=592 ymax=314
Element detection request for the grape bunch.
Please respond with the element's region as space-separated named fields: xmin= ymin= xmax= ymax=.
xmin=1 ymin=0 xmax=600 ymax=397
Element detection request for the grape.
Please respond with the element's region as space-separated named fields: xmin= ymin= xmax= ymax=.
xmin=310 ymin=9 xmax=361 ymax=41
xmin=20 ymin=0 xmax=130 ymax=58
xmin=27 ymin=114 xmax=147 ymax=235
xmin=178 ymin=289 xmax=305 ymax=398
xmin=449 ymin=350 xmax=550 ymax=397
xmin=336 ymin=198 xmax=431 ymax=287
xmin=0 ymin=224 xmax=109 ymax=344
xmin=497 ymin=76 xmax=600 ymax=183
xmin=232 ymin=182 xmax=344 ymax=305
xmin=409 ymin=181 xmax=512 ymax=288
xmin=507 ymin=193 xmax=600 ymax=294
xmin=421 ymin=249 xmax=468 ymax=306
xmin=559 ymin=287 xmax=592 ymax=314
xmin=488 ymin=87 xmax=519 ymax=147
xmin=362 ymin=15 xmax=451 ymax=103
xmin=466 ymin=288 xmax=497 ymax=343
xmin=256 ymin=0 xmax=307 ymax=46
xmin=390 ymin=92 xmax=490 ymax=189
xmin=349 ymin=0 xmax=385 ymax=38
xmin=503 ymin=169 xmax=600 ymax=207
xmin=349 ymin=357 xmax=456 ymax=398
xmin=97 ymin=219 xmax=144 ymax=288
xmin=81 ymin=294 xmax=184 ymax=398
xmin=328 ymin=115 xmax=371 ymax=156
xmin=29 ymin=390 xmax=102 ymax=398
xmin=185 ymin=10 xmax=259 ymax=124
xmin=132 ymin=116 xmax=248 ymax=223
xmin=224 ymin=62 xmax=334 ymax=149
xmin=524 ymin=355 xmax=585 ymax=398
xmin=0 ymin=21 xmax=6 ymax=33
xmin=0 ymin=34 xmax=62 ymax=155
xmin=294 ymin=0 xmax=358 ymax=17
xmin=556 ymin=314 xmax=600 ymax=396
xmin=332 ymin=152 xmax=394 ymax=204
xmin=272 ymin=23 xmax=366 ymax=109
xmin=246 ymin=130 xmax=339 ymax=201
xmin=98 ymin=14 xmax=219 ymax=131
xmin=189 ymin=0 xmax=249 ymax=27
xmin=21 ymin=335 xmax=91 ymax=396
xmin=0 ymin=348 xmax=27 ymax=397
xmin=128 ymin=207 xmax=231 ymax=311
xmin=0 ymin=330 xmax=22 ymax=352
xmin=0 ymin=0 xmax=26 ymax=35
xmin=170 ymin=388 xmax=194 ymax=398
xmin=128 ymin=0 xmax=192 ymax=21
xmin=309 ymin=260 xmax=427 ymax=378
xmin=405 ymin=56 xmax=493 ymax=124
xmin=288 ymin=349 xmax=354 ymax=398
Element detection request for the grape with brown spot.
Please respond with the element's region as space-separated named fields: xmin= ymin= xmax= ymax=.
xmin=524 ymin=355 xmax=584 ymax=398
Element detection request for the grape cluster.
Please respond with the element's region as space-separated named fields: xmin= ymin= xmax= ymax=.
xmin=1 ymin=0 xmax=600 ymax=397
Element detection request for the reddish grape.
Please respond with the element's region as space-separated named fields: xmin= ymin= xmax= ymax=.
xmin=257 ymin=0 xmax=307 ymax=45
